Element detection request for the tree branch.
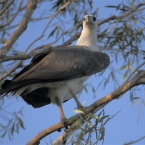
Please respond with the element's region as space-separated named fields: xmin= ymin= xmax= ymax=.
xmin=0 ymin=0 xmax=24 ymax=28
xmin=124 ymin=61 xmax=145 ymax=84
xmin=0 ymin=62 xmax=21 ymax=80
xmin=0 ymin=0 xmax=37 ymax=55
xmin=98 ymin=2 xmax=145 ymax=25
xmin=22 ymin=0 xmax=73 ymax=54
xmin=123 ymin=135 xmax=145 ymax=145
xmin=0 ymin=0 xmax=15 ymax=16
xmin=26 ymin=70 xmax=145 ymax=145
xmin=53 ymin=129 xmax=76 ymax=145
xmin=61 ymin=2 xmax=145 ymax=46
xmin=0 ymin=45 xmax=89 ymax=63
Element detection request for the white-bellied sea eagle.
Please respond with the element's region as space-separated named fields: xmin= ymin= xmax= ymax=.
xmin=0 ymin=15 xmax=110 ymax=123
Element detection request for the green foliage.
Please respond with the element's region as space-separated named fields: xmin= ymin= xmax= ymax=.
xmin=73 ymin=109 xmax=84 ymax=114
xmin=0 ymin=107 xmax=24 ymax=140
xmin=67 ymin=109 xmax=118 ymax=144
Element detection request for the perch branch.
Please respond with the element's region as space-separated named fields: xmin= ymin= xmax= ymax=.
xmin=26 ymin=70 xmax=145 ymax=145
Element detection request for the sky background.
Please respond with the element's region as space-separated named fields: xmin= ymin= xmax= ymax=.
xmin=1 ymin=0 xmax=145 ymax=145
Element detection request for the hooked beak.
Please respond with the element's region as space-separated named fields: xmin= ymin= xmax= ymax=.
xmin=84 ymin=16 xmax=94 ymax=26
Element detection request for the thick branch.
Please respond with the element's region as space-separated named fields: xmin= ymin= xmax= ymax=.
xmin=26 ymin=117 xmax=81 ymax=145
xmin=0 ymin=0 xmax=37 ymax=55
xmin=27 ymin=70 xmax=145 ymax=145
xmin=53 ymin=129 xmax=76 ymax=145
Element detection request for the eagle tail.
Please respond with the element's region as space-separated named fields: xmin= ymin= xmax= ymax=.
xmin=0 ymin=80 xmax=13 ymax=95
xmin=0 ymin=80 xmax=51 ymax=108
xmin=22 ymin=87 xmax=51 ymax=108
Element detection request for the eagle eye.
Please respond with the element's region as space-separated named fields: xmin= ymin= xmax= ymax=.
xmin=83 ymin=18 xmax=85 ymax=21
xmin=93 ymin=17 xmax=96 ymax=21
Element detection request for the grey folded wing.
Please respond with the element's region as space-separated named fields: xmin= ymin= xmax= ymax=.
xmin=1 ymin=46 xmax=110 ymax=92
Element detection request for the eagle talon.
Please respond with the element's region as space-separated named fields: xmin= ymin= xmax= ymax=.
xmin=77 ymin=105 xmax=85 ymax=112
xmin=61 ymin=118 xmax=68 ymax=129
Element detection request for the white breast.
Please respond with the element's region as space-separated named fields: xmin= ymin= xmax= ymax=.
xmin=49 ymin=76 xmax=89 ymax=104
xmin=14 ymin=76 xmax=89 ymax=105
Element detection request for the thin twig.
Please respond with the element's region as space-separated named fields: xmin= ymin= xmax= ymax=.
xmin=0 ymin=0 xmax=37 ymax=55
xmin=24 ymin=0 xmax=73 ymax=52
xmin=62 ymin=2 xmax=145 ymax=46
xmin=101 ymin=27 xmax=145 ymax=38
xmin=124 ymin=61 xmax=145 ymax=84
xmin=0 ymin=62 xmax=21 ymax=80
xmin=0 ymin=0 xmax=24 ymax=28
xmin=0 ymin=23 xmax=19 ymax=31
xmin=98 ymin=2 xmax=145 ymax=26
xmin=123 ymin=135 xmax=145 ymax=145
xmin=0 ymin=0 xmax=15 ymax=16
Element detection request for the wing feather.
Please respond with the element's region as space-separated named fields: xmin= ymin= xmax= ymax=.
xmin=14 ymin=47 xmax=110 ymax=81
xmin=2 ymin=47 xmax=110 ymax=91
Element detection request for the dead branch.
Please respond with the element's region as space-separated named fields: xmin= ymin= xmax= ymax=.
xmin=26 ymin=70 xmax=145 ymax=145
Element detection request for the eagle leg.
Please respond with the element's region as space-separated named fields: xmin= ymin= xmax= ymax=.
xmin=69 ymin=89 xmax=83 ymax=109
xmin=55 ymin=97 xmax=67 ymax=123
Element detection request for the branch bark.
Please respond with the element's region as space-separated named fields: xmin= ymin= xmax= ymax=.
xmin=26 ymin=70 xmax=145 ymax=145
